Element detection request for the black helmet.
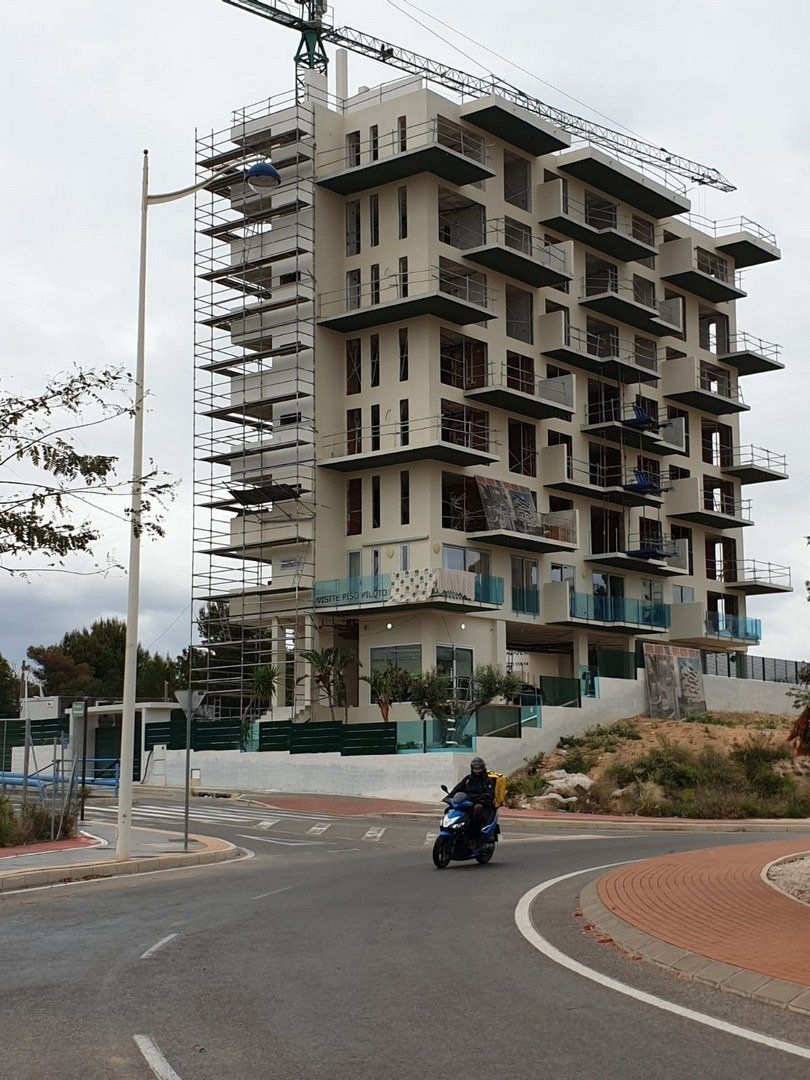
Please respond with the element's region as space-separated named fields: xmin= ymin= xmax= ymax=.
xmin=470 ymin=756 xmax=487 ymax=773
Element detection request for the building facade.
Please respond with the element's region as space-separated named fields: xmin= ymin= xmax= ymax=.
xmin=193 ymin=68 xmax=790 ymax=720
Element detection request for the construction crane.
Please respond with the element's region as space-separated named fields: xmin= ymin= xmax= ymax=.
xmin=221 ymin=0 xmax=734 ymax=192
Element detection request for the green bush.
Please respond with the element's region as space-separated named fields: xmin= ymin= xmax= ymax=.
xmin=506 ymin=774 xmax=549 ymax=804
xmin=682 ymin=712 xmax=734 ymax=727
xmin=0 ymin=795 xmax=78 ymax=847
xmin=558 ymin=720 xmax=641 ymax=755
xmin=562 ymin=745 xmax=597 ymax=775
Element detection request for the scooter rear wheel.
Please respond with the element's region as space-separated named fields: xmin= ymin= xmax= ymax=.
xmin=475 ymin=844 xmax=495 ymax=865
xmin=432 ymin=836 xmax=453 ymax=869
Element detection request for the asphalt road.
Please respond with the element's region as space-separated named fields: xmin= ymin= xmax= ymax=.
xmin=2 ymin=795 xmax=809 ymax=1079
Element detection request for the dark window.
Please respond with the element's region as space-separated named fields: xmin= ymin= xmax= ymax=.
xmin=399 ymin=399 xmax=409 ymax=446
xmin=370 ymin=264 xmax=380 ymax=305
xmin=371 ymin=475 xmax=381 ymax=529
xmin=400 ymin=471 xmax=410 ymax=525
xmin=346 ymin=478 xmax=362 ymax=535
xmin=370 ymin=334 xmax=380 ymax=388
xmin=506 ymin=284 xmax=533 ymax=343
xmin=398 ymin=186 xmax=408 ymax=239
xmin=345 ymin=339 xmax=361 ymax=395
xmin=669 ymin=464 xmax=690 ymax=481
xmin=440 ymin=329 xmax=487 ymax=389
xmin=504 ymin=150 xmax=531 ymax=211
xmin=370 ymin=404 xmax=381 ymax=451
xmin=397 ymin=115 xmax=407 ymax=152
xmin=346 ymin=408 xmax=362 ymax=455
xmin=369 ymin=193 xmax=379 ymax=248
xmin=369 ymin=124 xmax=379 ymax=161
xmin=398 ymin=256 xmax=409 ymax=298
xmin=667 ymin=405 xmax=690 ymax=454
xmin=508 ymin=419 xmax=536 ymax=476
xmin=346 ymin=200 xmax=361 ymax=256
xmin=346 ymin=131 xmax=361 ymax=167
xmin=549 ymin=496 xmax=573 ymax=512
xmin=399 ymin=328 xmax=409 ymax=381
xmin=346 ymin=269 xmax=361 ymax=310
xmin=506 ymin=351 xmax=534 ymax=394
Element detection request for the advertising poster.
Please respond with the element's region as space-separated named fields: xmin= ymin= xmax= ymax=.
xmin=642 ymin=642 xmax=707 ymax=720
xmin=474 ymin=475 xmax=537 ymax=533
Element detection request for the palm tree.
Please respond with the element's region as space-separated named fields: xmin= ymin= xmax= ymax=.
xmin=297 ymin=646 xmax=358 ymax=722
xmin=360 ymin=664 xmax=412 ymax=723
xmin=240 ymin=665 xmax=279 ymax=750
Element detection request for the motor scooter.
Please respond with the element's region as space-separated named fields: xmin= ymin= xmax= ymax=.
xmin=431 ymin=784 xmax=499 ymax=869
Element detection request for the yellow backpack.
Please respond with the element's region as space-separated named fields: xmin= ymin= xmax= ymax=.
xmin=488 ymin=771 xmax=507 ymax=809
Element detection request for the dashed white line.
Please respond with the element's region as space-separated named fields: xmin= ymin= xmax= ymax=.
xmin=251 ymin=885 xmax=295 ymax=901
xmin=514 ymin=862 xmax=810 ymax=1062
xmin=363 ymin=827 xmax=386 ymax=842
xmin=307 ymin=822 xmax=332 ymax=835
xmin=140 ymin=933 xmax=178 ymax=960
xmin=254 ymin=819 xmax=282 ymax=830
xmin=134 ymin=1035 xmax=183 ymax=1079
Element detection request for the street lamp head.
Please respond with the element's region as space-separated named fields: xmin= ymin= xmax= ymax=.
xmin=245 ymin=161 xmax=282 ymax=193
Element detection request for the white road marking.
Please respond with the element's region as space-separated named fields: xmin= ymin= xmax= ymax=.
xmin=514 ymin=862 xmax=810 ymax=1062
xmin=236 ymin=833 xmax=323 ymax=848
xmin=255 ymin=819 xmax=282 ymax=830
xmin=505 ymin=833 xmax=614 ymax=843
xmin=140 ymin=933 xmax=178 ymax=960
xmin=307 ymin=822 xmax=332 ymax=835
xmin=133 ymin=1035 xmax=183 ymax=1079
xmin=424 ymin=831 xmax=436 ymax=845
xmin=251 ymin=886 xmax=295 ymax=901
xmin=363 ymin=827 xmax=386 ymax=842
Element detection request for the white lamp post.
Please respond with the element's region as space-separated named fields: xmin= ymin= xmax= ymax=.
xmin=116 ymin=152 xmax=280 ymax=861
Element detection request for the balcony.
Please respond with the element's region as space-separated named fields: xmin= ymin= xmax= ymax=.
xmin=316 ymin=117 xmax=494 ymax=196
xmin=313 ymin=570 xmax=504 ymax=613
xmin=467 ymin=505 xmax=578 ymax=555
xmin=511 ymin=586 xmax=540 ymax=616
xmin=459 ymin=94 xmax=570 ymax=155
xmin=580 ymin=275 xmax=684 ymax=336
xmin=669 ymin=603 xmax=761 ymax=648
xmin=464 ymin=366 xmax=574 ymax=421
xmin=587 ymin=535 xmax=690 ymax=577
xmin=319 ymin=414 xmax=499 ymax=471
xmin=460 ymin=219 xmax=572 ymax=288
xmin=540 ymin=445 xmax=667 ymax=508
xmin=538 ymin=311 xmax=659 ymax=384
xmin=203 ymin=512 xmax=315 ymax=562
xmin=318 ymin=266 xmax=495 ymax=333
xmin=667 ymin=477 xmax=753 ymax=530
xmin=719 ymin=445 xmax=788 ymax=485
xmin=662 ymin=357 xmax=749 ymax=416
xmin=715 ymin=334 xmax=784 ymax=377
xmin=581 ymin=402 xmax=687 ymax=455
xmin=713 ymin=561 xmax=793 ymax=597
xmin=659 ymin=237 xmax=746 ymax=303
xmin=556 ymin=147 xmax=691 ymax=219
xmin=543 ymin=581 xmax=671 ymax=634
xmin=685 ymin=215 xmax=781 ymax=269
xmin=537 ymin=180 xmax=658 ymax=262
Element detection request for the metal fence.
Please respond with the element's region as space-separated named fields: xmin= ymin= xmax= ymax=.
xmin=701 ymin=652 xmax=806 ymax=684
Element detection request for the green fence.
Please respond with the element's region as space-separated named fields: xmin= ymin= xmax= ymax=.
xmin=258 ymin=721 xmax=293 ymax=752
xmin=289 ymin=722 xmax=344 ymax=754
xmin=340 ymin=723 xmax=397 ymax=756
xmin=595 ymin=649 xmax=637 ymax=680
xmin=191 ymin=719 xmax=241 ymax=751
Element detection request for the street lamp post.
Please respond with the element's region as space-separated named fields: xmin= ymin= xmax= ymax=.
xmin=116 ymin=152 xmax=281 ymax=861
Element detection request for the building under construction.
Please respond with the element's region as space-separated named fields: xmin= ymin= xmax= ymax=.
xmin=191 ymin=1 xmax=790 ymax=726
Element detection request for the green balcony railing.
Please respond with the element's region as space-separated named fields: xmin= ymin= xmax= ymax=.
xmin=571 ymin=592 xmax=671 ymax=629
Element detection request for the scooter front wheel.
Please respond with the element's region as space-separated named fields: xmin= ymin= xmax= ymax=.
xmin=432 ymin=836 xmax=453 ymax=869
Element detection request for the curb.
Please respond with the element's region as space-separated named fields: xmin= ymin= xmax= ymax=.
xmin=0 ymin=833 xmax=241 ymax=894
xmin=579 ymin=878 xmax=810 ymax=1016
xmin=379 ymin=810 xmax=810 ymax=832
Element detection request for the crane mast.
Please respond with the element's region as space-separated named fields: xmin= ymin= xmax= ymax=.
xmin=221 ymin=0 xmax=734 ymax=192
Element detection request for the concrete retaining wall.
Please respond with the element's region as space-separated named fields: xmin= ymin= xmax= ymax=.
xmin=704 ymin=675 xmax=795 ymax=715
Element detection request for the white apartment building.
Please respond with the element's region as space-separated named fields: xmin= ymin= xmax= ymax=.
xmin=193 ymin=66 xmax=790 ymax=720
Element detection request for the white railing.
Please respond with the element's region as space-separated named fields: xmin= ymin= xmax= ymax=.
xmin=722 ymin=333 xmax=781 ymax=361
xmin=725 ymin=445 xmax=787 ymax=474
xmin=685 ymin=214 xmax=777 ymax=246
xmin=321 ymin=414 xmax=499 ymax=459
xmin=318 ymin=266 xmax=493 ymax=319
xmin=711 ymin=561 xmax=792 ymax=588
xmin=316 ymin=116 xmax=489 ymax=173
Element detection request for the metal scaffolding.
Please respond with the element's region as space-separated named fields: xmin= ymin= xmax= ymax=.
xmin=192 ymin=92 xmax=319 ymax=724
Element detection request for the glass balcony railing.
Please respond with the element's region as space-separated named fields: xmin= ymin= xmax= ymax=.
xmin=571 ymin=592 xmax=671 ymax=629
xmin=313 ymin=572 xmax=504 ymax=609
xmin=705 ymin=611 xmax=761 ymax=643
xmin=511 ymin=586 xmax=540 ymax=615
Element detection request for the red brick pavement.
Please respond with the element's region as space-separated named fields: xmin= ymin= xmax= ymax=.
xmin=0 ymin=836 xmax=97 ymax=861
xmin=598 ymin=840 xmax=810 ymax=987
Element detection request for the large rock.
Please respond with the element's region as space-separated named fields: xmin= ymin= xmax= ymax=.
xmin=529 ymin=792 xmax=578 ymax=806
xmin=544 ymin=770 xmax=595 ymax=796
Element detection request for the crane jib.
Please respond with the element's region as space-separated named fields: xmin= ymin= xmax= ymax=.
xmin=219 ymin=0 xmax=735 ymax=192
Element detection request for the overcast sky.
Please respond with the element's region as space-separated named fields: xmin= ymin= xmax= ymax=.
xmin=1 ymin=0 xmax=808 ymax=667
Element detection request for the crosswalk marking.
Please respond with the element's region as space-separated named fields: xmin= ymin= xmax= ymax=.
xmin=307 ymin=822 xmax=331 ymax=835
xmin=363 ymin=826 xmax=386 ymax=842
xmin=424 ymin=830 xmax=436 ymax=846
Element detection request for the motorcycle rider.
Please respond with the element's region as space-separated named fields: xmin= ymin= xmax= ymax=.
xmin=447 ymin=756 xmax=495 ymax=846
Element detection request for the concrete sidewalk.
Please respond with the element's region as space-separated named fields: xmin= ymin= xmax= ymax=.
xmin=580 ymin=839 xmax=810 ymax=1015
xmin=0 ymin=821 xmax=240 ymax=893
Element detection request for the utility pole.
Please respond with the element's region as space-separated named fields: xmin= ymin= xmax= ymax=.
xmin=20 ymin=662 xmax=31 ymax=805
